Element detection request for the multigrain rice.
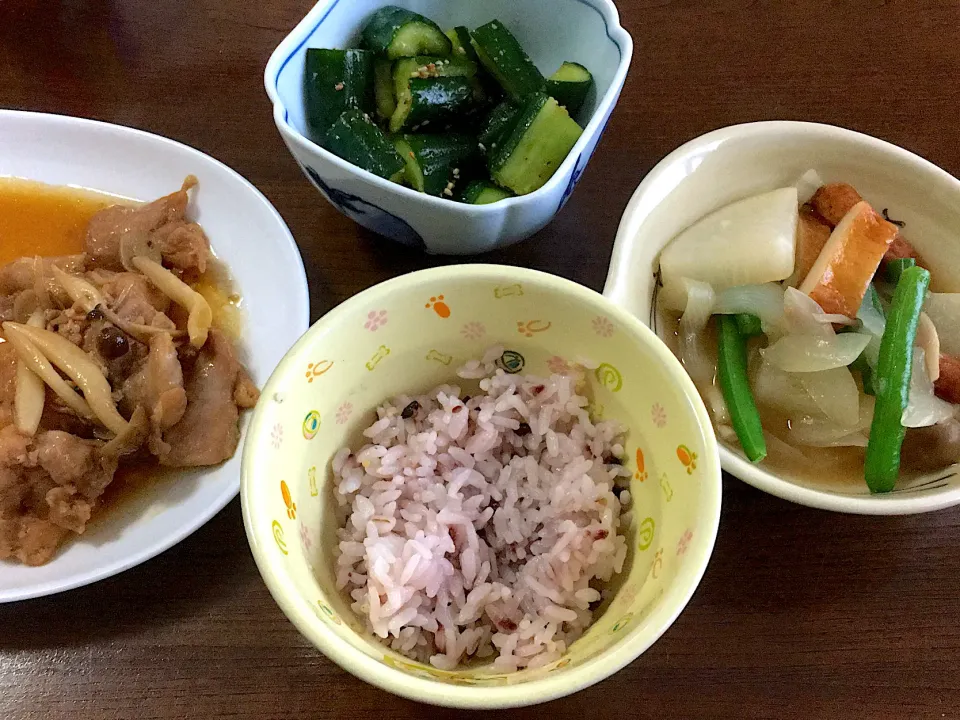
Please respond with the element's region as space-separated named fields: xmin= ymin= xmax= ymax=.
xmin=333 ymin=347 xmax=631 ymax=670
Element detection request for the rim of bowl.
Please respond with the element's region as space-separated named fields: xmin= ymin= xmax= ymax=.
xmin=603 ymin=119 xmax=960 ymax=515
xmin=241 ymin=264 xmax=722 ymax=708
xmin=262 ymin=0 xmax=634 ymax=215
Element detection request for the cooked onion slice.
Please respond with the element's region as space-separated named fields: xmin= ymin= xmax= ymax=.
xmin=2 ymin=322 xmax=127 ymax=435
xmin=132 ymin=256 xmax=211 ymax=348
xmin=714 ymin=283 xmax=784 ymax=333
xmin=761 ymin=333 xmax=871 ymax=373
xmin=903 ymin=348 xmax=956 ymax=428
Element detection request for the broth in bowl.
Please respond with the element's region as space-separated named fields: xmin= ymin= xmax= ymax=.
xmin=656 ymin=171 xmax=960 ymax=494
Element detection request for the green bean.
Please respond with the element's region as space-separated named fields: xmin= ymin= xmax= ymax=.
xmin=864 ymin=265 xmax=931 ymax=493
xmin=734 ymin=313 xmax=763 ymax=338
xmin=850 ymin=354 xmax=875 ymax=395
xmin=717 ymin=315 xmax=767 ymax=463
xmin=885 ymin=257 xmax=916 ymax=284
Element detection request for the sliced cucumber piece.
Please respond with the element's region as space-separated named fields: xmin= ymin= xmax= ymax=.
xmin=479 ymin=99 xmax=519 ymax=152
xmin=489 ymin=93 xmax=582 ymax=195
xmin=407 ymin=77 xmax=474 ymax=129
xmin=390 ymin=57 xmax=477 ymax=132
xmin=445 ymin=26 xmax=478 ymax=62
xmin=361 ymin=6 xmax=451 ymax=59
xmin=460 ymin=179 xmax=513 ymax=205
xmin=323 ymin=109 xmax=405 ymax=181
xmin=373 ymin=58 xmax=396 ymax=121
xmin=546 ymin=61 xmax=593 ymax=115
xmin=398 ymin=133 xmax=477 ymax=196
xmin=303 ymin=48 xmax=374 ymax=142
xmin=470 ymin=20 xmax=544 ymax=100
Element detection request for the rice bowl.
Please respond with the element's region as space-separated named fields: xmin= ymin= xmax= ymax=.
xmin=241 ymin=264 xmax=721 ymax=708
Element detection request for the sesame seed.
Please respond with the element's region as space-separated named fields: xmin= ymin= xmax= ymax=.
xmin=443 ymin=188 xmax=453 ymax=197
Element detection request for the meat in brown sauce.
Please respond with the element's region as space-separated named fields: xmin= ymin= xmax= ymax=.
xmin=0 ymin=178 xmax=258 ymax=566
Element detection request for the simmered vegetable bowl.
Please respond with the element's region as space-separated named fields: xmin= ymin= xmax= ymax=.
xmin=659 ymin=172 xmax=960 ymax=493
xmin=302 ymin=6 xmax=590 ymax=203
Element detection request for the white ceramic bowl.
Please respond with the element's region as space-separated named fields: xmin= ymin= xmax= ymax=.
xmin=0 ymin=110 xmax=310 ymax=601
xmin=264 ymin=0 xmax=632 ymax=255
xmin=241 ymin=265 xmax=721 ymax=708
xmin=604 ymin=120 xmax=960 ymax=515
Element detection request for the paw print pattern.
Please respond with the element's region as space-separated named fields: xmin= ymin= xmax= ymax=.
xmin=677 ymin=444 xmax=698 ymax=474
xmin=364 ymin=310 xmax=388 ymax=331
xmin=634 ymin=448 xmax=648 ymax=482
xmin=425 ymin=295 xmax=451 ymax=318
xmin=516 ymin=320 xmax=552 ymax=337
xmin=592 ymin=315 xmax=614 ymax=337
xmin=281 ymin=480 xmax=296 ymax=520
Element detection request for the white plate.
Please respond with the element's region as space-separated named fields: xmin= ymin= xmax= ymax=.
xmin=0 ymin=110 xmax=310 ymax=601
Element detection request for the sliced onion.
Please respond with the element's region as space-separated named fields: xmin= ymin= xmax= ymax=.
xmin=761 ymin=333 xmax=871 ymax=372
xmin=678 ymin=279 xmax=728 ymax=423
xmin=714 ymin=283 xmax=784 ymax=333
xmin=794 ymin=169 xmax=824 ymax=205
xmin=798 ymin=366 xmax=860 ymax=427
xmin=903 ymin=348 xmax=957 ymax=428
xmin=781 ymin=287 xmax=835 ymax=337
xmin=787 ymin=395 xmax=874 ymax=447
xmin=751 ymin=361 xmax=822 ymax=417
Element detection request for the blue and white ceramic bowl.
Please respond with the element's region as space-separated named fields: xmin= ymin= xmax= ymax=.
xmin=265 ymin=0 xmax=633 ymax=255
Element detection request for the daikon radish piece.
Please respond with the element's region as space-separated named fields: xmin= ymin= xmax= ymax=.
xmin=799 ymin=201 xmax=897 ymax=318
xmin=659 ymin=188 xmax=798 ymax=310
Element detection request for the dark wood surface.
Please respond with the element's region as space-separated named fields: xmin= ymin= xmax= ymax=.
xmin=3 ymin=1 xmax=960 ymax=718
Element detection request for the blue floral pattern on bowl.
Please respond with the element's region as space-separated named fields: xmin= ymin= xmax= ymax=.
xmin=301 ymin=164 xmax=425 ymax=250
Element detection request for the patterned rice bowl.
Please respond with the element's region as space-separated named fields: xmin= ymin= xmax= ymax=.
xmin=240 ymin=265 xmax=721 ymax=708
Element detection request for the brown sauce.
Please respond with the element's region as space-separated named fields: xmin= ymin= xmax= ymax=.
xmin=0 ymin=178 xmax=239 ymax=508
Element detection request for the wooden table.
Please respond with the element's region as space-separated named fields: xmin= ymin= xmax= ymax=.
xmin=3 ymin=1 xmax=960 ymax=717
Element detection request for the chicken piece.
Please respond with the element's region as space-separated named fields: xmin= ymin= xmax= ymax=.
xmin=0 ymin=425 xmax=118 ymax=565
xmin=0 ymin=254 xmax=86 ymax=295
xmin=0 ymin=341 xmax=17 ymax=430
xmin=148 ymin=333 xmax=187 ymax=430
xmin=234 ymin=367 xmax=260 ymax=409
xmin=95 ymin=271 xmax=172 ymax=313
xmin=787 ymin=206 xmax=831 ymax=287
xmin=121 ymin=333 xmax=187 ymax=457
xmin=799 ymin=201 xmax=898 ymax=318
xmin=153 ymin=222 xmax=211 ymax=275
xmin=0 ymin=294 xmax=15 ymax=323
xmin=935 ymin=354 xmax=960 ymax=405
xmin=84 ymin=183 xmax=191 ymax=271
xmin=160 ymin=330 xmax=245 ymax=467
xmin=902 ymin=419 xmax=960 ymax=474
